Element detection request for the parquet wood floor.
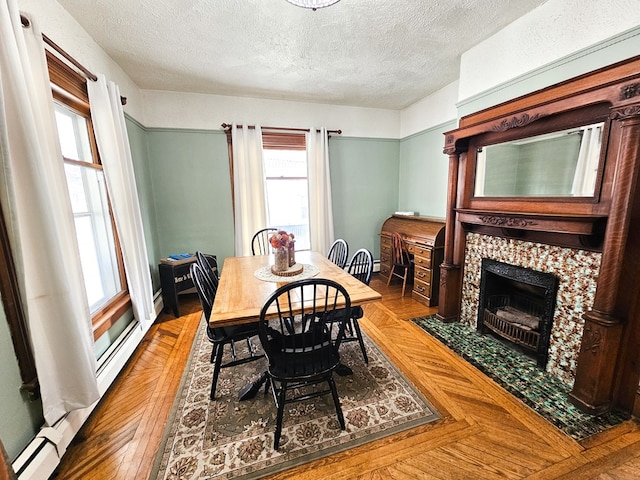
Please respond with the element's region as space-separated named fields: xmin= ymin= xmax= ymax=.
xmin=53 ymin=275 xmax=640 ymax=479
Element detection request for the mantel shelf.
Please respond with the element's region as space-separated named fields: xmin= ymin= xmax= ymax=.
xmin=455 ymin=209 xmax=607 ymax=236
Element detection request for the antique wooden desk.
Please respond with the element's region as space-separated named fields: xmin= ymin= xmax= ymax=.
xmin=210 ymin=250 xmax=382 ymax=329
xmin=379 ymin=215 xmax=445 ymax=306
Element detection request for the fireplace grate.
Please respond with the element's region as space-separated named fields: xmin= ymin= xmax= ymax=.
xmin=483 ymin=294 xmax=542 ymax=352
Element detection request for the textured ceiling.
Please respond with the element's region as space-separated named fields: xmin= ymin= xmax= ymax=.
xmin=57 ymin=0 xmax=548 ymax=110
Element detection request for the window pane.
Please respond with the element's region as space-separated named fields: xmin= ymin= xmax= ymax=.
xmin=54 ymin=103 xmax=93 ymax=163
xmin=265 ymin=178 xmax=310 ymax=250
xmin=263 ymin=149 xmax=310 ymax=250
xmin=264 ymin=149 xmax=307 ymax=177
xmin=65 ymin=164 xmax=122 ymax=312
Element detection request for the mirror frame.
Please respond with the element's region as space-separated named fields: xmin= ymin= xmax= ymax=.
xmin=461 ymin=102 xmax=612 ymax=213
xmin=473 ymin=121 xmax=606 ymax=199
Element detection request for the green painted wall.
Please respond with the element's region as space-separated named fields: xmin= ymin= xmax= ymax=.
xmin=145 ymin=129 xmax=236 ymax=266
xmin=398 ymin=121 xmax=456 ymax=219
xmin=126 ymin=116 xmax=162 ymax=291
xmin=0 ymin=299 xmax=43 ymax=460
xmin=142 ymin=131 xmax=400 ymax=268
xmin=330 ymin=137 xmax=400 ymax=260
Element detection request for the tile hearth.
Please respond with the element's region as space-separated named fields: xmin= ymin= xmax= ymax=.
xmin=413 ymin=315 xmax=628 ymax=441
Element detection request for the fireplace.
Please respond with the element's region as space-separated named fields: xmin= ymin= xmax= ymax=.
xmin=436 ymin=56 xmax=640 ymax=413
xmin=477 ymin=258 xmax=559 ymax=369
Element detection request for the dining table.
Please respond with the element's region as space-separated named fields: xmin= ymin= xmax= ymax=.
xmin=210 ymin=250 xmax=382 ymax=328
xmin=209 ymin=250 xmax=382 ymax=399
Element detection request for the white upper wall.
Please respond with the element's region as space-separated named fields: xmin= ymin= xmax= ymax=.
xmin=21 ymin=0 xmax=640 ymax=140
xmin=399 ymin=81 xmax=458 ymax=138
xmin=141 ymin=90 xmax=400 ymax=138
xmin=19 ymin=0 xmax=145 ymax=121
xmin=459 ymin=0 xmax=640 ymax=102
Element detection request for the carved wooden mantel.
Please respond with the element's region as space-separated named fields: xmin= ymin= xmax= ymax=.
xmin=437 ymin=55 xmax=640 ymax=415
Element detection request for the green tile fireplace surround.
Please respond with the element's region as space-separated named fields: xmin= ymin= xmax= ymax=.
xmin=413 ymin=315 xmax=628 ymax=441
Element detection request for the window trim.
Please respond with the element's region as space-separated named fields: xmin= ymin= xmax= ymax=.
xmin=0 ymin=205 xmax=39 ymax=397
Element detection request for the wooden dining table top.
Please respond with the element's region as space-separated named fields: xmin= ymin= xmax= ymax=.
xmin=210 ymin=250 xmax=382 ymax=328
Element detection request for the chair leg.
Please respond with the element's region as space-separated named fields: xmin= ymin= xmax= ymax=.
xmin=327 ymin=375 xmax=345 ymax=430
xmin=274 ymin=381 xmax=287 ymax=450
xmin=210 ymin=344 xmax=224 ymax=400
xmin=386 ymin=267 xmax=393 ymax=288
xmin=246 ymin=337 xmax=257 ymax=356
xmin=401 ymin=268 xmax=408 ymax=296
xmin=352 ymin=318 xmax=368 ymax=364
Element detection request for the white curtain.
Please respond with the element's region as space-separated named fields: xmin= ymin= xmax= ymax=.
xmin=571 ymin=124 xmax=603 ymax=196
xmin=0 ymin=3 xmax=98 ymax=425
xmin=307 ymin=127 xmax=334 ymax=254
xmin=231 ymin=123 xmax=268 ymax=256
xmin=87 ymin=76 xmax=155 ymax=324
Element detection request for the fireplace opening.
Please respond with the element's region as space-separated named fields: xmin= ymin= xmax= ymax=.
xmin=477 ymin=259 xmax=559 ymax=368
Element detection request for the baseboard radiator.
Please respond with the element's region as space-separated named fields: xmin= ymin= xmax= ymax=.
xmin=12 ymin=294 xmax=164 ymax=480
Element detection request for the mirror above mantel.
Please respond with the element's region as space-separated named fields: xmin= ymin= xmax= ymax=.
xmin=474 ymin=122 xmax=604 ymax=198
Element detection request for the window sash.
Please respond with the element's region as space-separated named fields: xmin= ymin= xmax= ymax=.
xmin=263 ymin=148 xmax=311 ymax=250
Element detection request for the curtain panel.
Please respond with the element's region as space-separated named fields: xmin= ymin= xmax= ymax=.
xmin=0 ymin=3 xmax=98 ymax=426
xmin=87 ymin=75 xmax=155 ymax=325
xmin=307 ymin=127 xmax=335 ymax=255
xmin=231 ymin=123 xmax=268 ymax=256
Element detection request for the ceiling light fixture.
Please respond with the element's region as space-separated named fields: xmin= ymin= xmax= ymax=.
xmin=286 ymin=0 xmax=341 ymax=11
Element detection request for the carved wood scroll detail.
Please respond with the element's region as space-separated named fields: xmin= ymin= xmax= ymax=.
xmin=610 ymin=105 xmax=640 ymax=120
xmin=491 ymin=113 xmax=543 ymax=131
xmin=479 ymin=215 xmax=538 ymax=228
xmin=582 ymin=325 xmax=602 ymax=355
xmin=620 ymin=83 xmax=640 ymax=100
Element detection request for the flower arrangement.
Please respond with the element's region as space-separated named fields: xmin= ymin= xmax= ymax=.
xmin=269 ymin=230 xmax=295 ymax=249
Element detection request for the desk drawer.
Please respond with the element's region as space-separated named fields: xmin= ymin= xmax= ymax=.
xmin=380 ymin=264 xmax=391 ymax=277
xmin=380 ymin=234 xmax=392 ymax=280
xmin=406 ymin=243 xmax=432 ymax=259
xmin=413 ymin=254 xmax=431 ymax=269
xmin=412 ymin=287 xmax=433 ymax=306
xmin=413 ymin=277 xmax=432 ymax=299
xmin=414 ymin=265 xmax=431 ymax=283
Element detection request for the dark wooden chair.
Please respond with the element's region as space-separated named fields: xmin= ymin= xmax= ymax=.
xmin=386 ymin=232 xmax=412 ymax=296
xmin=190 ymin=263 xmax=263 ymax=399
xmin=327 ymin=238 xmax=349 ymax=269
xmin=341 ymin=248 xmax=374 ymax=363
xmin=195 ymin=251 xmax=218 ymax=287
xmin=251 ymin=227 xmax=278 ymax=255
xmin=258 ymin=278 xmax=351 ymax=449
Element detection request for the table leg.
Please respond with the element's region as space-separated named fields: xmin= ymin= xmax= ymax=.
xmin=238 ymin=372 xmax=268 ymax=401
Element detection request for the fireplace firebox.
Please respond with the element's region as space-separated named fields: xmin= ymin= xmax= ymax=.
xmin=477 ymin=259 xmax=559 ymax=368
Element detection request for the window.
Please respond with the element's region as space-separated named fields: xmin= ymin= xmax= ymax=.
xmin=262 ymin=132 xmax=310 ymax=250
xmin=48 ymin=50 xmax=130 ymax=339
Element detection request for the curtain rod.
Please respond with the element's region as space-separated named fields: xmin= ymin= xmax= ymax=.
xmin=221 ymin=123 xmax=341 ymax=135
xmin=20 ymin=14 xmax=127 ymax=105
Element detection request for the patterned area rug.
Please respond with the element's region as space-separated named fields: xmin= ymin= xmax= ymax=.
xmin=413 ymin=315 xmax=628 ymax=440
xmin=151 ymin=321 xmax=440 ymax=480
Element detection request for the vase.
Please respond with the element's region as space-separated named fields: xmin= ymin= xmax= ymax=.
xmin=274 ymin=247 xmax=289 ymax=272
xmin=288 ymin=243 xmax=296 ymax=267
